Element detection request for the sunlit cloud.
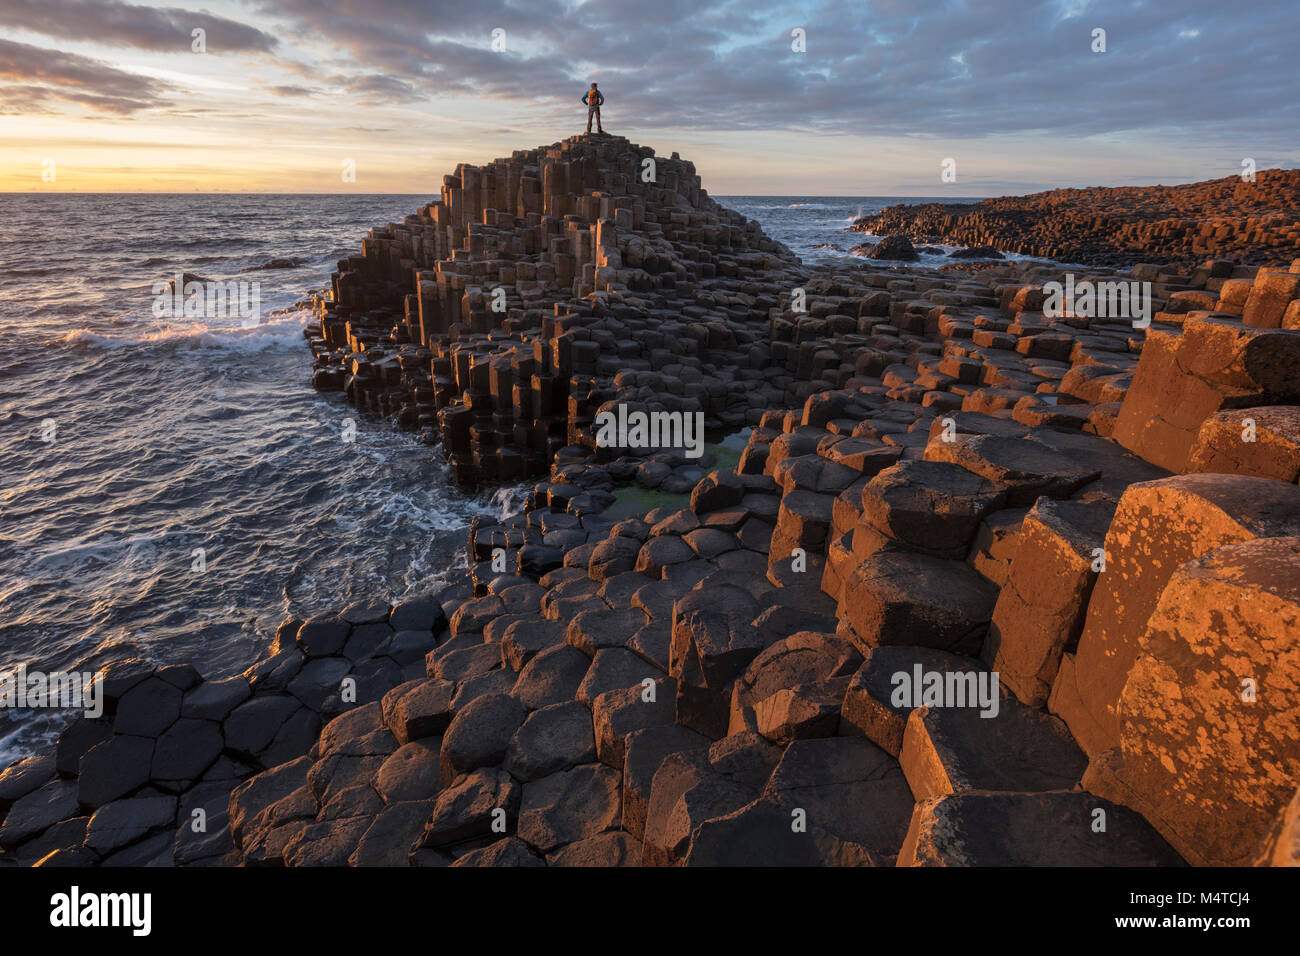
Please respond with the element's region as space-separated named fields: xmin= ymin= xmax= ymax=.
xmin=0 ymin=0 xmax=278 ymax=52
xmin=0 ymin=0 xmax=1295 ymax=193
xmin=0 ymin=37 xmax=174 ymax=114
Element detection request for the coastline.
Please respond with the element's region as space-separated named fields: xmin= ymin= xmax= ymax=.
xmin=850 ymin=170 xmax=1300 ymax=270
xmin=3 ymin=133 xmax=1299 ymax=867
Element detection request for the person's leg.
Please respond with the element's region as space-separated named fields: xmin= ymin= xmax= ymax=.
xmin=595 ymin=107 xmax=603 ymax=133
xmin=586 ymin=108 xmax=594 ymax=133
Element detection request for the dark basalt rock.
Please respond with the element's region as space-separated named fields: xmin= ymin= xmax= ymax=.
xmin=8 ymin=135 xmax=1296 ymax=873
xmin=850 ymin=235 xmax=918 ymax=261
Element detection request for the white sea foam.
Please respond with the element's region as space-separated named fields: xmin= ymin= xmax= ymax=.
xmin=52 ymin=306 xmax=312 ymax=352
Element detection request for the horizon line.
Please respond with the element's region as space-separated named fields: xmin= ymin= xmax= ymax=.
xmin=0 ymin=191 xmax=997 ymax=199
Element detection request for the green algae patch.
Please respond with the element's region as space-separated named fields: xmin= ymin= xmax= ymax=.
xmin=602 ymin=430 xmax=752 ymax=523
xmin=604 ymin=485 xmax=691 ymax=522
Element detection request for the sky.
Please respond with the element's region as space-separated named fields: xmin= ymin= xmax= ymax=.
xmin=1 ymin=0 xmax=1297 ymax=195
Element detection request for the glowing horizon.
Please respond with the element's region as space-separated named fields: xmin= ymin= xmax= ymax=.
xmin=2 ymin=0 xmax=1296 ymax=196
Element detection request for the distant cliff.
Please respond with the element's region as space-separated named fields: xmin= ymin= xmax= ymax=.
xmin=851 ymin=169 xmax=1300 ymax=268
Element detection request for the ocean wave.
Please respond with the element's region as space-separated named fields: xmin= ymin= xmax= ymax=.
xmin=1 ymin=193 xmax=460 ymax=760
xmin=240 ymin=257 xmax=304 ymax=272
xmin=490 ymin=484 xmax=530 ymax=518
xmin=50 ymin=309 xmax=312 ymax=352
xmin=51 ymin=328 xmax=138 ymax=349
xmin=23 ymin=532 xmax=170 ymax=570
xmin=2 ymin=266 xmax=60 ymax=278
xmin=174 ymin=236 xmax=254 ymax=247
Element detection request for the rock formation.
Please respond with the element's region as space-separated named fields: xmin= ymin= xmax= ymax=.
xmin=307 ymin=133 xmax=800 ymax=487
xmin=4 ymin=134 xmax=1298 ymax=868
xmin=851 ymin=169 xmax=1300 ymax=270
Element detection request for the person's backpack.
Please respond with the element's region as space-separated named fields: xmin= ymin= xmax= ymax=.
xmin=583 ymin=90 xmax=604 ymax=107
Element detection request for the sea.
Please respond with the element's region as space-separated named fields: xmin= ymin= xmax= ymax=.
xmin=0 ymin=192 xmax=979 ymax=762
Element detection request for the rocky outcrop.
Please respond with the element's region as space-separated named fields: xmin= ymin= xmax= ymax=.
xmin=851 ymin=169 xmax=1300 ymax=269
xmin=5 ymin=134 xmax=1298 ymax=869
xmin=1051 ymin=475 xmax=1300 ymax=757
xmin=1112 ymin=316 xmax=1300 ymax=472
xmin=1084 ymin=536 xmax=1300 ymax=866
xmin=898 ymin=791 xmax=1186 ymax=866
xmin=307 ymin=133 xmax=801 ymax=487
xmin=0 ymin=597 xmax=444 ymax=866
xmin=850 ymin=235 xmax=919 ymax=261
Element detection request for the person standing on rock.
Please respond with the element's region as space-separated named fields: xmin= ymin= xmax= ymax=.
xmin=583 ymin=83 xmax=604 ymax=134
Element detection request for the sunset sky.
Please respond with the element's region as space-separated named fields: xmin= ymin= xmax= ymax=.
xmin=2 ymin=0 xmax=1297 ymax=195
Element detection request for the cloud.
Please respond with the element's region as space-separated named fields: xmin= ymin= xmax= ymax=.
xmin=4 ymin=0 xmax=1298 ymax=155
xmin=344 ymin=73 xmax=422 ymax=104
xmin=0 ymin=38 xmax=171 ymax=114
xmin=251 ymin=0 xmax=1299 ymax=146
xmin=0 ymin=0 xmax=277 ymax=53
xmin=0 ymin=84 xmax=57 ymax=115
xmin=269 ymin=84 xmax=317 ymax=97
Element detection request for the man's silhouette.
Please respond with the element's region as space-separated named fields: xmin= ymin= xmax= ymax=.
xmin=583 ymin=83 xmax=604 ymax=134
